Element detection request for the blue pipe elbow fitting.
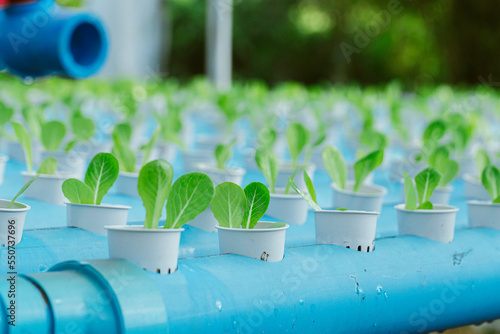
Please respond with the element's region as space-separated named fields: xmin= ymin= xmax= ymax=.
xmin=0 ymin=0 xmax=108 ymax=79
xmin=0 ymin=260 xmax=167 ymax=334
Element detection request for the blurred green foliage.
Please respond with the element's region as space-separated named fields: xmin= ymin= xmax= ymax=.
xmin=168 ymin=0 xmax=500 ymax=87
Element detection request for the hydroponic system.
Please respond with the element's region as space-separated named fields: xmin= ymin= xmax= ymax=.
xmin=1 ymin=1 xmax=500 ymax=334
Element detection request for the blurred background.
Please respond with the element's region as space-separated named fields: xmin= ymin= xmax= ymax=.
xmin=59 ymin=0 xmax=500 ymax=89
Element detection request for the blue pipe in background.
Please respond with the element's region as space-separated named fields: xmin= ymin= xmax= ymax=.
xmin=0 ymin=0 xmax=107 ymax=79
xmin=1 ymin=228 xmax=499 ymax=333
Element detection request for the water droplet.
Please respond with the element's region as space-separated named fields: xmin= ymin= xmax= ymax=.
xmin=298 ymin=299 xmax=304 ymax=305
xmin=376 ymin=285 xmax=383 ymax=295
xmin=215 ymin=300 xmax=222 ymax=311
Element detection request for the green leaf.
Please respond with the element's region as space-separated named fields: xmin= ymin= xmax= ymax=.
xmin=286 ymin=122 xmax=309 ymax=167
xmin=41 ymin=121 xmax=66 ymax=151
xmin=417 ymin=201 xmax=433 ymax=210
xmin=255 ymin=148 xmax=279 ymax=193
xmin=267 ymin=222 xmax=287 ymax=228
xmin=138 ymin=160 xmax=173 ymax=229
xmin=210 ymin=182 xmax=246 ymax=228
xmin=353 ymin=150 xmax=384 ymax=192
xmin=257 ymin=128 xmax=277 ymax=149
xmin=289 ymin=177 xmax=322 ymax=211
xmin=403 ymin=171 xmax=417 ymax=210
xmin=64 ymin=140 xmax=76 ymax=153
xmin=113 ymin=123 xmax=132 ymax=145
xmin=241 ymin=182 xmax=270 ymax=229
xmin=336 ymin=208 xmax=349 ymax=211
xmin=493 ymin=196 xmax=500 ymax=204
xmin=71 ymin=113 xmax=95 ymax=141
xmin=423 ymin=120 xmax=446 ymax=144
xmin=141 ymin=128 xmax=161 ymax=167
xmin=215 ymin=139 xmax=236 ymax=170
xmin=84 ymin=153 xmax=120 ymax=205
xmin=112 ymin=123 xmax=136 ymax=173
xmin=62 ymin=178 xmax=95 ymax=205
xmin=360 ymin=129 xmax=388 ymax=152
xmin=303 ymin=171 xmax=317 ymax=204
xmin=481 ymin=165 xmax=500 ymax=202
xmin=11 ymin=122 xmax=33 ymax=173
xmin=476 ymin=149 xmax=490 ymax=179
xmin=37 ymin=157 xmax=58 ymax=175
xmin=0 ymin=104 xmax=14 ymax=127
xmin=8 ymin=175 xmax=39 ymax=208
xmin=429 ymin=146 xmax=459 ymax=187
xmin=166 ymin=172 xmax=215 ymax=228
xmin=415 ymin=167 xmax=442 ymax=205
xmin=322 ymin=146 xmax=347 ymax=190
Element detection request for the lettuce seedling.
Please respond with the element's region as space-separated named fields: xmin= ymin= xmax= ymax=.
xmin=140 ymin=128 xmax=161 ymax=167
xmin=21 ymin=107 xmax=44 ymax=141
xmin=358 ymin=129 xmax=388 ymax=157
xmin=475 ymin=149 xmax=490 ymax=180
xmin=481 ymin=165 xmax=500 ymax=203
xmin=211 ymin=182 xmax=270 ymax=229
xmin=288 ymin=172 xmax=349 ymax=212
xmin=11 ymin=122 xmax=33 ymax=173
xmin=429 ymin=146 xmax=459 ymax=187
xmin=322 ymin=145 xmax=383 ymax=193
xmin=304 ymin=126 xmax=326 ymax=165
xmin=7 ymin=176 xmax=39 ymax=209
xmin=138 ymin=159 xmax=174 ymax=229
xmin=418 ymin=120 xmax=446 ymax=162
xmin=0 ymin=103 xmax=14 ymax=138
xmin=255 ymin=147 xmax=279 ymax=193
xmin=65 ymin=111 xmax=96 ymax=151
xmin=164 ymin=172 xmax=214 ymax=229
xmin=322 ymin=146 xmax=347 ymax=190
xmin=111 ymin=123 xmax=136 ymax=173
xmin=353 ymin=150 xmax=384 ymax=192
xmin=257 ymin=127 xmax=277 ymax=150
xmin=403 ymin=167 xmax=442 ymax=210
xmin=155 ymin=105 xmax=184 ymax=148
xmin=62 ymin=153 xmax=119 ymax=205
xmin=215 ymin=139 xmax=236 ymax=170
xmin=41 ymin=121 xmax=66 ymax=152
xmin=284 ymin=122 xmax=310 ymax=193
xmin=37 ymin=157 xmax=58 ymax=175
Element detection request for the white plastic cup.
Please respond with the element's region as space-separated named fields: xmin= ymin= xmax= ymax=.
xmin=193 ymin=163 xmax=246 ymax=186
xmin=182 ymin=150 xmax=215 ymax=172
xmin=463 ymin=174 xmax=490 ymax=200
xmin=429 ymin=186 xmax=453 ymax=205
xmin=467 ymin=200 xmax=500 ymax=230
xmin=41 ymin=151 xmax=87 ymax=178
xmin=266 ymin=188 xmax=309 ymax=225
xmin=314 ymin=209 xmax=379 ymax=252
xmin=332 ymin=181 xmax=387 ymax=212
xmin=22 ymin=172 xmax=70 ymax=206
xmin=0 ymin=199 xmax=30 ymax=246
xmin=395 ymin=203 xmax=459 ymax=243
xmin=276 ymin=163 xmax=316 ymax=191
xmin=115 ymin=172 xmax=140 ymax=198
xmin=216 ymin=222 xmax=289 ymax=262
xmin=66 ymin=203 xmax=131 ymax=235
xmin=106 ymin=225 xmax=184 ymax=274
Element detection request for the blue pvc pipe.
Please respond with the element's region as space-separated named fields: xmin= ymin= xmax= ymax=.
xmin=0 ymin=0 xmax=107 ymax=78
xmin=0 ymin=259 xmax=167 ymax=334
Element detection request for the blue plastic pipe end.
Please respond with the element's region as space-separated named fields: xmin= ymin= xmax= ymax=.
xmin=0 ymin=0 xmax=108 ymax=79
xmin=0 ymin=260 xmax=167 ymax=334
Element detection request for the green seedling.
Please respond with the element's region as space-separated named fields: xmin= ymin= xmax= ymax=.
xmin=41 ymin=121 xmax=66 ymax=152
xmin=403 ymin=167 xmax=442 ymax=210
xmin=11 ymin=122 xmax=33 ymax=173
xmin=429 ymin=146 xmax=459 ymax=187
xmin=37 ymin=157 xmax=58 ymax=175
xmin=211 ymin=182 xmax=270 ymax=229
xmin=7 ymin=176 xmax=39 ymax=209
xmin=481 ymin=165 xmax=500 ymax=203
xmin=255 ymin=147 xmax=279 ymax=193
xmin=215 ymin=139 xmax=237 ymax=170
xmin=62 ymin=153 xmax=119 ymax=205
